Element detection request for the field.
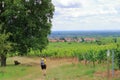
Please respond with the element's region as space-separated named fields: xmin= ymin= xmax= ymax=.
xmin=0 ymin=56 xmax=120 ymax=80
xmin=1 ymin=38 xmax=120 ymax=80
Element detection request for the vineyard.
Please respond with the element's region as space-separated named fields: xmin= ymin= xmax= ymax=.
xmin=26 ymin=37 xmax=120 ymax=70
xmin=1 ymin=37 xmax=120 ymax=80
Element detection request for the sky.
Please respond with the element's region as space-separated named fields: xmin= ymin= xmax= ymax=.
xmin=51 ymin=0 xmax=120 ymax=31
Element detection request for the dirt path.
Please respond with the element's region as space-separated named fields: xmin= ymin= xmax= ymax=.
xmin=11 ymin=56 xmax=73 ymax=68
xmin=9 ymin=56 xmax=73 ymax=80
xmin=7 ymin=57 xmax=120 ymax=80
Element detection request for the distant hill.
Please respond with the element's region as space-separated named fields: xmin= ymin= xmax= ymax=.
xmin=49 ymin=31 xmax=120 ymax=38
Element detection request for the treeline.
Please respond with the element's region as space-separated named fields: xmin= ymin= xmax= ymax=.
xmin=49 ymin=31 xmax=120 ymax=38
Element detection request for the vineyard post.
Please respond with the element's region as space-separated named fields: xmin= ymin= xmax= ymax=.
xmin=107 ymin=50 xmax=110 ymax=80
xmin=112 ymin=50 xmax=114 ymax=77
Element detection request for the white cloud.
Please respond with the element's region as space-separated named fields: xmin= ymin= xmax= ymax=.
xmin=54 ymin=0 xmax=119 ymax=17
xmin=52 ymin=0 xmax=120 ymax=31
xmin=53 ymin=0 xmax=83 ymax=7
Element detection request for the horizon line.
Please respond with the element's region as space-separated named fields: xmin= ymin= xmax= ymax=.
xmin=51 ymin=30 xmax=120 ymax=32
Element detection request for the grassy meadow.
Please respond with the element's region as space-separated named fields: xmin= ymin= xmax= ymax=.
xmin=1 ymin=38 xmax=120 ymax=80
xmin=0 ymin=57 xmax=109 ymax=80
xmin=0 ymin=56 xmax=120 ymax=80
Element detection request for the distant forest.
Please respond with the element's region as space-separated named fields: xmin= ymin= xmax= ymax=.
xmin=49 ymin=31 xmax=120 ymax=38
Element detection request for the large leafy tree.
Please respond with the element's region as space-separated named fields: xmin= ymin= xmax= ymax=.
xmin=0 ymin=0 xmax=54 ymax=66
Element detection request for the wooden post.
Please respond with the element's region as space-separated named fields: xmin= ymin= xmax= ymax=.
xmin=107 ymin=50 xmax=110 ymax=80
xmin=112 ymin=50 xmax=114 ymax=77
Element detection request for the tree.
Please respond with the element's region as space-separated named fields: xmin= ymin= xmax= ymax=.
xmin=81 ymin=37 xmax=84 ymax=42
xmin=0 ymin=0 xmax=54 ymax=66
xmin=113 ymin=37 xmax=117 ymax=43
xmin=0 ymin=24 xmax=12 ymax=66
xmin=0 ymin=0 xmax=54 ymax=55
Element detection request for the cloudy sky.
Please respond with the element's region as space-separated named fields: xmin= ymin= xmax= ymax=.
xmin=51 ymin=0 xmax=120 ymax=31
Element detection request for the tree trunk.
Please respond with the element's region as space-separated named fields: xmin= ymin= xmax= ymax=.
xmin=93 ymin=61 xmax=95 ymax=67
xmin=1 ymin=54 xmax=6 ymax=67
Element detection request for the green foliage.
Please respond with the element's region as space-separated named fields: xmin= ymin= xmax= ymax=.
xmin=41 ymin=42 xmax=114 ymax=59
xmin=0 ymin=24 xmax=13 ymax=66
xmin=0 ymin=24 xmax=12 ymax=55
xmin=114 ymin=48 xmax=120 ymax=69
xmin=87 ymin=50 xmax=97 ymax=67
xmin=0 ymin=0 xmax=54 ymax=54
xmin=40 ymin=41 xmax=120 ymax=68
xmin=0 ymin=32 xmax=12 ymax=55
xmin=19 ymin=36 xmax=120 ymax=69
xmin=97 ymin=49 xmax=107 ymax=63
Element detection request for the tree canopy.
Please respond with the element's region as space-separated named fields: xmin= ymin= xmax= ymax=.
xmin=0 ymin=0 xmax=55 ymax=54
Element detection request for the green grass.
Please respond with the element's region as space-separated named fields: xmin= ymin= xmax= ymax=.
xmin=46 ymin=63 xmax=107 ymax=80
xmin=0 ymin=57 xmax=120 ymax=80
xmin=0 ymin=65 xmax=34 ymax=80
